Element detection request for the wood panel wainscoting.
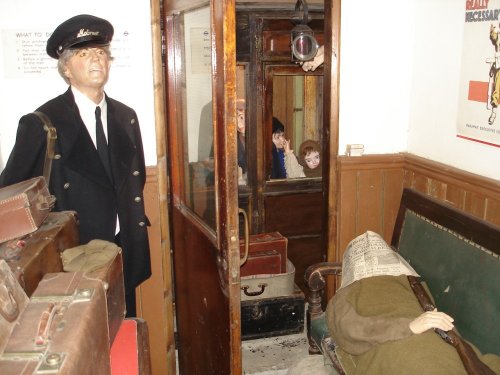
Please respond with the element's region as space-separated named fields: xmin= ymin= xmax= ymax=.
xmin=337 ymin=153 xmax=500 ymax=265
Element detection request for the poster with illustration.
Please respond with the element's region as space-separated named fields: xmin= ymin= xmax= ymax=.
xmin=457 ymin=0 xmax=500 ymax=147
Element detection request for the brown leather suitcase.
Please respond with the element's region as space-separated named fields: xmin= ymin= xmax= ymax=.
xmin=60 ymin=240 xmax=125 ymax=345
xmin=0 ymin=259 xmax=29 ymax=354
xmin=0 ymin=177 xmax=56 ymax=243
xmin=240 ymin=249 xmax=282 ymax=277
xmin=0 ymin=271 xmax=111 ymax=374
xmin=240 ymin=232 xmax=288 ymax=273
xmin=86 ymin=247 xmax=126 ymax=345
xmin=0 ymin=211 xmax=79 ymax=297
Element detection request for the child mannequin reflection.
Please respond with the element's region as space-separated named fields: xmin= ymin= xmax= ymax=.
xmin=237 ymin=99 xmax=247 ymax=185
xmin=270 ymin=117 xmax=288 ymax=179
xmin=284 ymin=139 xmax=322 ymax=179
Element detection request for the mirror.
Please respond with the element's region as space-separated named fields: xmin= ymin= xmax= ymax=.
xmin=266 ymin=65 xmax=323 ymax=181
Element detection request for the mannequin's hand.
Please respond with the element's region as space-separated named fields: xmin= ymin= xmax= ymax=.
xmin=301 ymin=45 xmax=325 ymax=72
xmin=283 ymin=139 xmax=292 ymax=154
xmin=409 ymin=308 xmax=454 ymax=334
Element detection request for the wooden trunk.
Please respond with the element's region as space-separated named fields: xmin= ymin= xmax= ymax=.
xmin=241 ymin=285 xmax=305 ymax=340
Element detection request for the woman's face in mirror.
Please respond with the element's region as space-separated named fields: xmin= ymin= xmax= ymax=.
xmin=304 ymin=151 xmax=320 ymax=169
xmin=272 ymin=131 xmax=286 ymax=149
xmin=237 ymin=109 xmax=245 ymax=133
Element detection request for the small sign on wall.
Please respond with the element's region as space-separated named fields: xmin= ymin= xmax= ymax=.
xmin=1 ymin=30 xmax=54 ymax=78
xmin=190 ymin=28 xmax=211 ymax=74
xmin=457 ymin=0 xmax=500 ymax=147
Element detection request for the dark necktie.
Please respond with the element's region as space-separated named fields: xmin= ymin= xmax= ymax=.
xmin=95 ymin=106 xmax=113 ymax=182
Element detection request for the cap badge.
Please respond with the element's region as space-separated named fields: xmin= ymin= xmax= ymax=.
xmin=76 ymin=28 xmax=100 ymax=38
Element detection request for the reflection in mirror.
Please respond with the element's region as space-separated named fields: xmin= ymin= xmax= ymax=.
xmin=237 ymin=98 xmax=247 ymax=185
xmin=236 ymin=63 xmax=248 ymax=186
xmin=269 ymin=72 xmax=323 ymax=180
xmin=180 ymin=6 xmax=216 ymax=229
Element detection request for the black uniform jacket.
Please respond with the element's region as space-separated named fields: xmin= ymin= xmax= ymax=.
xmin=0 ymin=88 xmax=151 ymax=291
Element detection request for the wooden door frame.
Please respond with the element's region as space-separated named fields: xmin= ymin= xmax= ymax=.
xmin=149 ymin=0 xmax=175 ymax=374
xmin=163 ymin=0 xmax=241 ymax=374
xmin=152 ymin=0 xmax=341 ymax=372
xmin=324 ymin=0 xmax=341 ymax=292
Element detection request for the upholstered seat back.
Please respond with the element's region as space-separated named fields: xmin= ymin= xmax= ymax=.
xmin=396 ymin=209 xmax=500 ymax=356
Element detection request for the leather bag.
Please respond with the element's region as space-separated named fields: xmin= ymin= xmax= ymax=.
xmin=0 ymin=111 xmax=57 ymax=244
xmin=240 ymin=232 xmax=288 ymax=273
xmin=0 ymin=177 xmax=56 ymax=243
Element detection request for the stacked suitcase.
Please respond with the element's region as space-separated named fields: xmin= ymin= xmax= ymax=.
xmin=0 ymin=177 xmax=127 ymax=374
xmin=239 ymin=232 xmax=305 ymax=340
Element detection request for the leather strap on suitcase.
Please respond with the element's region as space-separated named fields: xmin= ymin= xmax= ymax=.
xmin=33 ymin=111 xmax=57 ymax=186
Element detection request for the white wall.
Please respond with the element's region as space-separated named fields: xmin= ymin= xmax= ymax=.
xmin=339 ymin=0 xmax=415 ymax=156
xmin=3 ymin=1 xmax=498 ymax=181
xmin=0 ymin=1 xmax=156 ymax=168
xmin=340 ymin=0 xmax=500 ymax=181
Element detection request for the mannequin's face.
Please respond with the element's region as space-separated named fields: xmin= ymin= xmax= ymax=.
xmin=272 ymin=131 xmax=286 ymax=149
xmin=304 ymin=151 xmax=320 ymax=169
xmin=237 ymin=109 xmax=245 ymax=133
xmin=64 ymin=47 xmax=111 ymax=98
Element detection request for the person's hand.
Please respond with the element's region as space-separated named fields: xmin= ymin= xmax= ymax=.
xmin=301 ymin=45 xmax=325 ymax=72
xmin=283 ymin=139 xmax=292 ymax=154
xmin=409 ymin=308 xmax=454 ymax=334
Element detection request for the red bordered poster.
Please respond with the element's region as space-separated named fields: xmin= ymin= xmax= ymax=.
xmin=458 ymin=0 xmax=500 ymax=147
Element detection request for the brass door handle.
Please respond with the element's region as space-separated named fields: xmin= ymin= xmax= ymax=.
xmin=239 ymin=208 xmax=249 ymax=266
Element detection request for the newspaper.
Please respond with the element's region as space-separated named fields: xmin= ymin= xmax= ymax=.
xmin=340 ymin=231 xmax=419 ymax=289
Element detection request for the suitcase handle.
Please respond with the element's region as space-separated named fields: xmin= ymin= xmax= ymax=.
xmin=241 ymin=283 xmax=268 ymax=297
xmin=36 ymin=303 xmax=58 ymax=346
xmin=0 ymin=284 xmax=19 ymax=322
xmin=37 ymin=194 xmax=56 ymax=211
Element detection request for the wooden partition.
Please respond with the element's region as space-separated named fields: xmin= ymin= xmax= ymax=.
xmin=136 ymin=166 xmax=175 ymax=375
xmin=337 ymin=153 xmax=500 ymax=264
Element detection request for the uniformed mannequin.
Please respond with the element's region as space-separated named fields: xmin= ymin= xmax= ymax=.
xmin=0 ymin=14 xmax=151 ymax=317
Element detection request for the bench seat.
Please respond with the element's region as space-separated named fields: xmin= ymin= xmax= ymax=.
xmin=305 ymin=189 xmax=500 ymax=374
